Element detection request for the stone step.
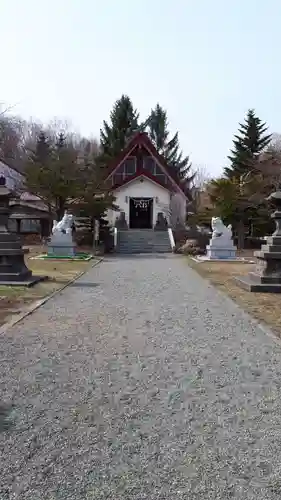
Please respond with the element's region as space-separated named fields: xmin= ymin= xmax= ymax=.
xmin=118 ymin=239 xmax=170 ymax=245
xmin=117 ymin=229 xmax=172 ymax=254
xmin=119 ymin=242 xmax=170 ymax=245
xmin=118 ymin=249 xmax=170 ymax=252
xmin=119 ymin=240 xmax=170 ymax=244
xmin=119 ymin=248 xmax=170 ymax=251
xmin=118 ymin=235 xmax=169 ymax=240
xmin=119 ymin=237 xmax=169 ymax=240
xmin=116 ymin=249 xmax=170 ymax=254
xmin=118 ymin=245 xmax=171 ymax=251
xmin=119 ymin=242 xmax=170 ymax=247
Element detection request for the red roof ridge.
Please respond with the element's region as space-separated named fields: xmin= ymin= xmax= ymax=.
xmin=105 ymin=132 xmax=187 ymax=197
xmin=111 ymin=170 xmax=173 ymax=192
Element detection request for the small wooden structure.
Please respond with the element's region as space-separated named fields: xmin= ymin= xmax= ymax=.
xmin=9 ymin=195 xmax=51 ymax=238
xmin=0 ymin=160 xmax=52 ymax=238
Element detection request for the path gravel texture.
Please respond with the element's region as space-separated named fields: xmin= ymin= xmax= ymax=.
xmin=1 ymin=255 xmax=281 ymax=499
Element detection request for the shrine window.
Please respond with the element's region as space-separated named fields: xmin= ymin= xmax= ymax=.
xmin=156 ymin=173 xmax=167 ymax=184
xmin=143 ymin=156 xmax=155 ymax=174
xmin=155 ymin=165 xmax=164 ymax=176
xmin=143 ymin=156 xmax=168 ymax=184
xmin=116 ymin=163 xmax=125 ymax=174
xmin=112 ymin=173 xmax=124 ymax=186
xmin=155 ymin=165 xmax=168 ymax=184
xmin=111 ymin=156 xmax=136 ymax=185
xmin=124 ymin=156 xmax=136 ymax=175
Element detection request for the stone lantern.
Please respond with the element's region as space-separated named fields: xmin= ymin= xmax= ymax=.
xmin=0 ymin=176 xmax=44 ymax=285
xmin=236 ymin=187 xmax=281 ymax=292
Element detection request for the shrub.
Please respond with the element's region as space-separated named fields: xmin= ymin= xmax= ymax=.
xmin=175 ymin=238 xmax=205 ymax=256
xmin=194 ymin=232 xmax=209 ymax=250
xmin=172 ymin=228 xmax=189 ymax=247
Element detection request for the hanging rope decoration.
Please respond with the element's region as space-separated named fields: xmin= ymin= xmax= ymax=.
xmin=131 ymin=198 xmax=150 ymax=209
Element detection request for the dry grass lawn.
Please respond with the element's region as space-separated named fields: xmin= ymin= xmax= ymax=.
xmin=0 ymin=245 xmax=96 ymax=327
xmin=187 ymin=253 xmax=281 ymax=336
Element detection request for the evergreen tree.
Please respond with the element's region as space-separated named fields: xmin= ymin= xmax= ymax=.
xmin=56 ymin=131 xmax=65 ymax=150
xmin=52 ymin=132 xmax=79 ymax=218
xmin=99 ymin=95 xmax=139 ymax=161
xmin=148 ymin=104 xmax=170 ymax=155
xmin=32 ymin=131 xmax=51 ymax=165
xmin=26 ymin=131 xmax=80 ymax=219
xmin=225 ymin=109 xmax=272 ymax=179
xmin=147 ymin=104 xmax=194 ymax=194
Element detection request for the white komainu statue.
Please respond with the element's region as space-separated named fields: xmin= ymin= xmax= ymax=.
xmin=211 ymin=217 xmax=232 ymax=239
xmin=52 ymin=212 xmax=74 ymax=235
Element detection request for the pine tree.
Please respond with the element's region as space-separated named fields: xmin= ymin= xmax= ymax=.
xmin=53 ymin=132 xmax=79 ymax=218
xmin=148 ymin=104 xmax=170 ymax=155
xmin=33 ymin=131 xmax=51 ymax=165
xmin=56 ymin=131 xmax=65 ymax=150
xmin=147 ymin=104 xmax=194 ymax=195
xmin=26 ymin=131 xmax=80 ymax=219
xmin=99 ymin=95 xmax=139 ymax=161
xmin=225 ymin=109 xmax=272 ymax=179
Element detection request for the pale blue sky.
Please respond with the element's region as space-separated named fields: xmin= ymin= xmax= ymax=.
xmin=1 ymin=0 xmax=280 ymax=176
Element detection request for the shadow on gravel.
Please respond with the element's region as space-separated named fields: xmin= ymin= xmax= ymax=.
xmin=69 ymin=282 xmax=100 ymax=288
xmin=0 ymin=403 xmax=14 ymax=432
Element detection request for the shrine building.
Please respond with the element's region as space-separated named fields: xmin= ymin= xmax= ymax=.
xmin=105 ymin=132 xmax=188 ymax=230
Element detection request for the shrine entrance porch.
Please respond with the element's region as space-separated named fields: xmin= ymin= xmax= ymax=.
xmin=129 ymin=197 xmax=153 ymax=229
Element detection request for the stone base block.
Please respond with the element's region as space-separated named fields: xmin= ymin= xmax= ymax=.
xmin=206 ymin=246 xmax=237 ymax=260
xmin=48 ymin=244 xmax=75 ymax=258
xmin=0 ymin=275 xmax=47 ymax=287
xmin=235 ymin=275 xmax=281 ymax=293
xmin=32 ymin=253 xmax=93 ymax=261
xmin=194 ymin=256 xmax=242 ymax=263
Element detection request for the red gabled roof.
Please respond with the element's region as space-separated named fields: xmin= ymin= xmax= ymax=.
xmin=111 ymin=170 xmax=173 ymax=192
xmin=105 ymin=132 xmax=187 ymax=196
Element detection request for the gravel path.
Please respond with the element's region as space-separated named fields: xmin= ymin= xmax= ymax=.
xmin=1 ymin=255 xmax=281 ymax=499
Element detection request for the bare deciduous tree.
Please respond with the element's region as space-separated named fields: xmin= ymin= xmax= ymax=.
xmin=256 ymin=152 xmax=281 ymax=191
xmin=267 ymin=133 xmax=281 ymax=155
xmin=191 ymin=164 xmax=211 ymax=189
xmin=0 ymin=115 xmax=22 ymax=162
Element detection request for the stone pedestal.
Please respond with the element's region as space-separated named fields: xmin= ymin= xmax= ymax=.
xmin=0 ymin=176 xmax=45 ymax=286
xmin=206 ymin=237 xmax=237 ymax=260
xmin=236 ymin=190 xmax=281 ymax=292
xmin=154 ymin=212 xmax=168 ymax=231
xmin=48 ymin=232 xmax=75 ymax=257
xmin=204 ymin=216 xmax=238 ymax=260
xmin=115 ymin=212 xmax=128 ymax=230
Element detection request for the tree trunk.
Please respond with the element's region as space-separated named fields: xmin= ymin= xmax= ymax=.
xmin=92 ymin=217 xmax=100 ymax=251
xmin=54 ymin=195 xmax=68 ymax=221
xmin=56 ymin=199 xmax=65 ymax=221
xmin=40 ymin=219 xmax=50 ymax=238
xmin=237 ymin=220 xmax=245 ymax=250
